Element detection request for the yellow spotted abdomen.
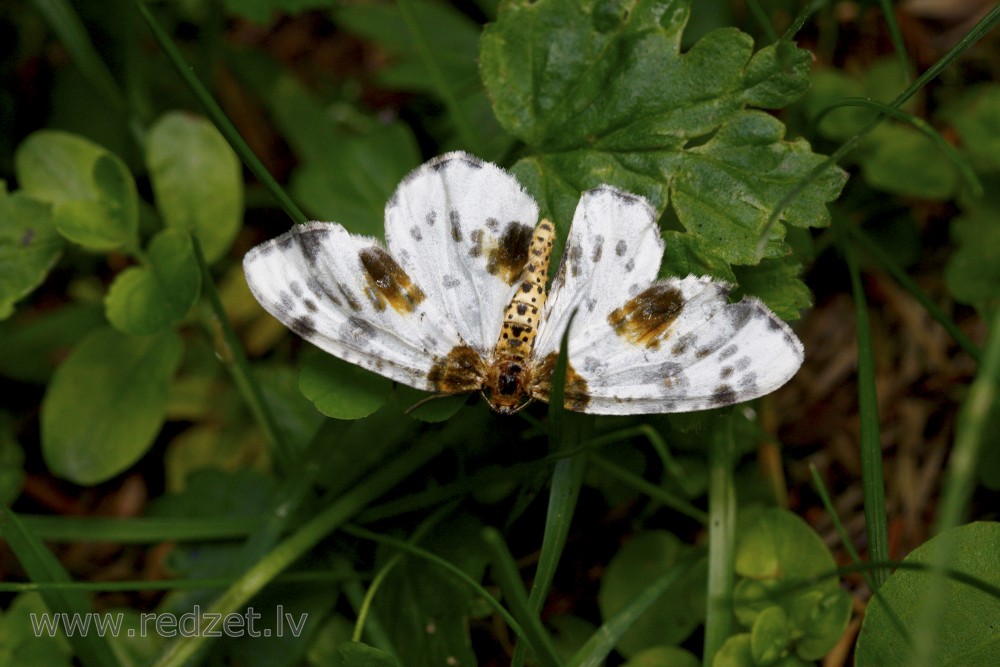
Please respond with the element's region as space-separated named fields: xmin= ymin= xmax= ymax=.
xmin=494 ymin=219 xmax=555 ymax=360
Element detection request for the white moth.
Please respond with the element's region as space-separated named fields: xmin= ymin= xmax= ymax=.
xmin=243 ymin=152 xmax=803 ymax=415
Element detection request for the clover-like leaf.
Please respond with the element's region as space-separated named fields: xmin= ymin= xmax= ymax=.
xmin=945 ymin=183 xmax=1000 ymax=317
xmin=147 ymin=112 xmax=243 ymax=263
xmin=15 ymin=131 xmax=139 ymax=252
xmin=105 ymin=228 xmax=202 ymax=335
xmin=0 ymin=190 xmax=63 ymax=319
xmin=298 ymin=349 xmax=392 ymax=420
xmin=41 ymin=328 xmax=183 ymax=485
xmin=481 ymin=0 xmax=846 ymax=265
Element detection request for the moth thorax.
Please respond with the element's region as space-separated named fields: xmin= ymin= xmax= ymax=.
xmin=495 ymin=219 xmax=555 ymax=359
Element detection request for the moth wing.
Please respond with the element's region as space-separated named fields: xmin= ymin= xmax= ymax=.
xmin=532 ymin=189 xmax=803 ymax=414
xmin=243 ymin=222 xmax=480 ymax=392
xmin=383 ymin=152 xmax=540 ymax=357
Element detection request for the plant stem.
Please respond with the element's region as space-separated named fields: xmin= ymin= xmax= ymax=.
xmin=703 ymin=417 xmax=737 ymax=666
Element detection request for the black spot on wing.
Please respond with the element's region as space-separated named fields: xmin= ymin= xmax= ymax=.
xmin=450 ymin=211 xmax=463 ymax=242
xmin=711 ymin=384 xmax=737 ymax=406
xmin=719 ymin=344 xmax=738 ymax=360
xmin=592 ymin=234 xmax=604 ymax=263
xmin=616 ymin=239 xmax=628 ymax=256
xmin=410 ymin=226 xmax=423 ymax=241
xmin=290 ymin=316 xmax=316 ymax=338
xmin=296 ymin=227 xmax=331 ymax=265
xmin=426 ymin=211 xmax=437 ymax=226
xmin=341 ymin=316 xmax=377 ymax=346
xmin=442 ymin=275 xmax=460 ymax=289
xmin=289 ymin=281 xmax=303 ymax=297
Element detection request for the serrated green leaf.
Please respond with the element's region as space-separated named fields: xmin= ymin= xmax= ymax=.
xmin=105 ymin=228 xmax=202 ymax=335
xmin=298 ymin=350 xmax=392 ymax=420
xmin=147 ymin=112 xmax=243 ymax=263
xmin=598 ymin=530 xmax=707 ymax=657
xmin=0 ymin=192 xmax=63 ymax=319
xmin=481 ymin=0 xmax=846 ymax=265
xmin=856 ymin=522 xmax=1000 ymax=667
xmin=41 ymin=327 xmax=183 ymax=485
xmin=660 ymin=230 xmax=737 ymax=283
xmin=732 ymin=255 xmax=811 ymax=321
xmin=15 ymin=131 xmax=139 ymax=252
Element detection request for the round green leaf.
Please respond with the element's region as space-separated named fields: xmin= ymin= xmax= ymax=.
xmin=0 ymin=191 xmax=62 ymax=319
xmin=298 ymin=352 xmax=392 ymax=420
xmin=334 ymin=641 xmax=400 ymax=667
xmin=751 ymin=605 xmax=792 ymax=665
xmin=105 ymin=228 xmax=201 ymax=335
xmin=14 ymin=130 xmax=105 ymax=204
xmin=41 ymin=328 xmax=183 ymax=484
xmin=146 ymin=112 xmax=243 ymax=263
xmin=598 ymin=530 xmax=707 ymax=657
xmin=712 ymin=634 xmax=753 ymax=667
xmin=733 ymin=509 xmax=849 ymax=660
xmin=14 ymin=132 xmax=139 ymax=252
xmin=856 ymin=522 xmax=1000 ymax=666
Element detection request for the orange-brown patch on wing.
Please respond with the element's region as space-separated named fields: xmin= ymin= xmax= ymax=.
xmin=607 ymin=284 xmax=684 ymax=350
xmin=487 ymin=222 xmax=535 ymax=285
xmin=359 ymin=247 xmax=426 ymax=314
xmin=428 ymin=345 xmax=486 ymax=394
xmin=531 ymin=352 xmax=591 ymax=412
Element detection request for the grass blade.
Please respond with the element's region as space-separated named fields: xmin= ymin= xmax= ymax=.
xmin=0 ymin=506 xmax=123 ymax=667
xmin=482 ymin=527 xmax=563 ymax=667
xmin=151 ymin=435 xmax=447 ymax=667
xmin=702 ymin=416 xmax=737 ymax=666
xmin=836 ymin=218 xmax=890 ymax=589
xmin=126 ymin=0 xmax=308 ymax=225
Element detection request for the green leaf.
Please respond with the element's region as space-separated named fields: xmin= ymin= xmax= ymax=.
xmin=860 ymin=124 xmax=959 ymax=200
xmin=732 ymin=254 xmax=812 ymax=321
xmin=481 ymin=0 xmax=846 ymax=264
xmin=371 ymin=514 xmax=487 ymax=667
xmin=621 ymin=645 xmax=700 ymax=667
xmin=15 ymin=130 xmax=107 ymax=204
xmin=750 ymin=606 xmax=792 ymax=665
xmin=298 ymin=350 xmax=393 ymax=420
xmin=659 ymin=230 xmax=738 ymax=283
xmin=945 ymin=183 xmax=1000 ymax=316
xmin=105 ymin=228 xmax=202 ymax=334
xmin=0 ymin=592 xmax=73 ymax=667
xmin=0 ymin=303 xmax=106 ymax=384
xmin=268 ymin=77 xmax=421 ymax=237
xmin=732 ymin=509 xmax=850 ymax=661
xmin=942 ymin=84 xmax=1000 ymax=174
xmin=856 ymin=522 xmax=1000 ymax=666
xmin=147 ymin=112 xmax=243 ymax=263
xmin=41 ymin=327 xmax=183 ymax=485
xmin=597 ymin=530 xmax=707 ymax=657
xmin=334 ymin=642 xmax=401 ymax=667
xmin=0 ymin=191 xmax=63 ymax=318
xmin=15 ymin=131 xmax=139 ymax=252
xmin=712 ymin=634 xmax=753 ymax=667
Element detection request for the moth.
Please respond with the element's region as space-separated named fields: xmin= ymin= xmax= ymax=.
xmin=243 ymin=152 xmax=803 ymax=415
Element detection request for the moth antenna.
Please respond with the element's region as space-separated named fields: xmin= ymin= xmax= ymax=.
xmin=404 ymin=392 xmax=452 ymax=415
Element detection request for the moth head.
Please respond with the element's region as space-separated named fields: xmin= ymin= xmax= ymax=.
xmin=482 ymin=359 xmax=533 ymax=415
